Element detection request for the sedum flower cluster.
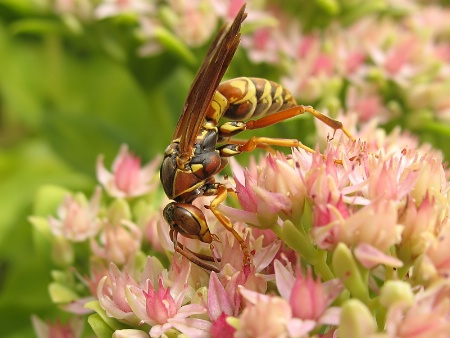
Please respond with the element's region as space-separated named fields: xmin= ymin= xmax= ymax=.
xmin=31 ymin=116 xmax=450 ymax=337
xmin=28 ymin=0 xmax=450 ymax=337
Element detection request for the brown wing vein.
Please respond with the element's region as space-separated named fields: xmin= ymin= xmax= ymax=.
xmin=173 ymin=5 xmax=247 ymax=160
xmin=171 ymin=25 xmax=226 ymax=141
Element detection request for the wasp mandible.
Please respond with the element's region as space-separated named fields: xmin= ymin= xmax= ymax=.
xmin=160 ymin=4 xmax=354 ymax=272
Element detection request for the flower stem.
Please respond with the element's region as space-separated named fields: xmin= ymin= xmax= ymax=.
xmin=311 ymin=250 xmax=335 ymax=281
xmin=280 ymin=220 xmax=318 ymax=263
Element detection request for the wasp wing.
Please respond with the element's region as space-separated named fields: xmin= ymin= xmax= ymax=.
xmin=173 ymin=5 xmax=247 ymax=159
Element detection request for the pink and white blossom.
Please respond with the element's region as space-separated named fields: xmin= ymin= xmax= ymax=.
xmin=126 ymin=274 xmax=210 ymax=337
xmin=97 ymin=145 xmax=161 ymax=198
xmin=91 ymin=219 xmax=142 ymax=265
xmin=49 ymin=187 xmax=102 ymax=242
xmin=97 ymin=263 xmax=140 ymax=326
xmin=31 ymin=315 xmax=84 ymax=338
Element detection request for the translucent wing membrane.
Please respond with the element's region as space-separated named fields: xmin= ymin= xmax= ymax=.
xmin=173 ymin=5 xmax=247 ymax=160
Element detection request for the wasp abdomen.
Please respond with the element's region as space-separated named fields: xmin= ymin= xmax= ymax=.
xmin=207 ymin=77 xmax=296 ymax=123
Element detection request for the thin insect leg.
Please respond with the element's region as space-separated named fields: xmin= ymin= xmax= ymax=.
xmin=219 ymin=136 xmax=316 ymax=155
xmin=171 ymin=229 xmax=220 ymax=272
xmin=171 ymin=228 xmax=218 ymax=262
xmin=238 ymin=136 xmax=315 ymax=154
xmin=217 ymin=106 xmax=354 ymax=158
xmin=206 ymin=184 xmax=251 ymax=266
xmin=222 ymin=138 xmax=277 ymax=153
xmin=176 ymin=242 xmax=218 ymax=262
xmin=244 ymin=105 xmax=355 ymax=141
xmin=219 ymin=136 xmax=348 ymax=166
xmin=174 ymin=245 xmax=220 ymax=273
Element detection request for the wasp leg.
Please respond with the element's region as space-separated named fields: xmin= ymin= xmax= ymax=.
xmin=206 ymin=184 xmax=251 ymax=266
xmin=222 ymin=138 xmax=277 ymax=153
xmin=174 ymin=245 xmax=220 ymax=272
xmin=170 ymin=229 xmax=220 ymax=272
xmin=219 ymin=137 xmax=346 ymax=165
xmin=219 ymin=105 xmax=355 ymax=142
xmin=248 ymin=105 xmax=354 ymax=140
xmin=176 ymin=242 xmax=220 ymax=262
xmin=219 ymin=136 xmax=316 ymax=155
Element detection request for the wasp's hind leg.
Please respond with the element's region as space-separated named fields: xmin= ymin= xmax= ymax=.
xmin=241 ymin=105 xmax=354 ymax=141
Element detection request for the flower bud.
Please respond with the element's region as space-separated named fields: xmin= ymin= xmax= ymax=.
xmin=379 ymin=280 xmax=414 ymax=309
xmin=339 ymin=299 xmax=377 ymax=338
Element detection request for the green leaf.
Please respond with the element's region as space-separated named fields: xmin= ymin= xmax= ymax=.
xmin=88 ymin=314 xmax=116 ymax=338
xmin=85 ymin=301 xmax=128 ymax=331
xmin=48 ymin=282 xmax=79 ymax=304
xmin=332 ymin=243 xmax=370 ymax=304
xmin=281 ymin=220 xmax=317 ymax=262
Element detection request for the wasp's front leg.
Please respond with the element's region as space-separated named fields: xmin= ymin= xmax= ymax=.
xmin=219 ymin=136 xmax=317 ymax=156
xmin=205 ymin=184 xmax=251 ymax=267
xmin=170 ymin=229 xmax=220 ymax=272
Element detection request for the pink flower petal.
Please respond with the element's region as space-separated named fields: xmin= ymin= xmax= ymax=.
xmin=318 ymin=307 xmax=341 ymax=326
xmin=170 ymin=317 xmax=212 ymax=338
xmin=286 ymin=318 xmax=316 ymax=337
xmin=253 ymin=240 xmax=282 ymax=272
xmin=238 ymin=286 xmax=271 ymax=305
xmin=354 ymin=243 xmax=403 ymax=269
xmin=274 ymin=260 xmax=296 ymax=301
xmin=207 ymin=272 xmax=233 ymax=321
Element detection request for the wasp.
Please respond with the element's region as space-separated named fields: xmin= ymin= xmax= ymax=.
xmin=160 ymin=4 xmax=354 ymax=272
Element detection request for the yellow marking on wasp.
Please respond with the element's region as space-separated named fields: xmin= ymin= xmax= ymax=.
xmin=283 ymin=90 xmax=293 ymax=103
xmin=260 ymin=80 xmax=272 ymax=100
xmin=164 ymin=145 xmax=175 ymax=155
xmin=209 ymin=92 xmax=229 ymax=123
xmin=198 ymin=221 xmax=210 ymax=238
xmin=203 ymin=121 xmax=216 ymax=130
xmin=260 ymin=81 xmax=273 ymax=112
xmin=220 ymin=123 xmax=243 ymax=134
xmin=191 ymin=164 xmax=204 ymax=173
xmin=221 ymin=148 xmax=240 ymax=156
xmin=258 ymin=80 xmax=273 ymax=116
xmin=209 ymin=101 xmax=222 ymax=121
xmin=229 ymin=78 xmax=256 ymax=104
xmin=273 ymin=84 xmax=283 ymax=102
xmin=264 ymin=83 xmax=285 ymax=114
xmin=195 ymin=129 xmax=209 ymax=142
